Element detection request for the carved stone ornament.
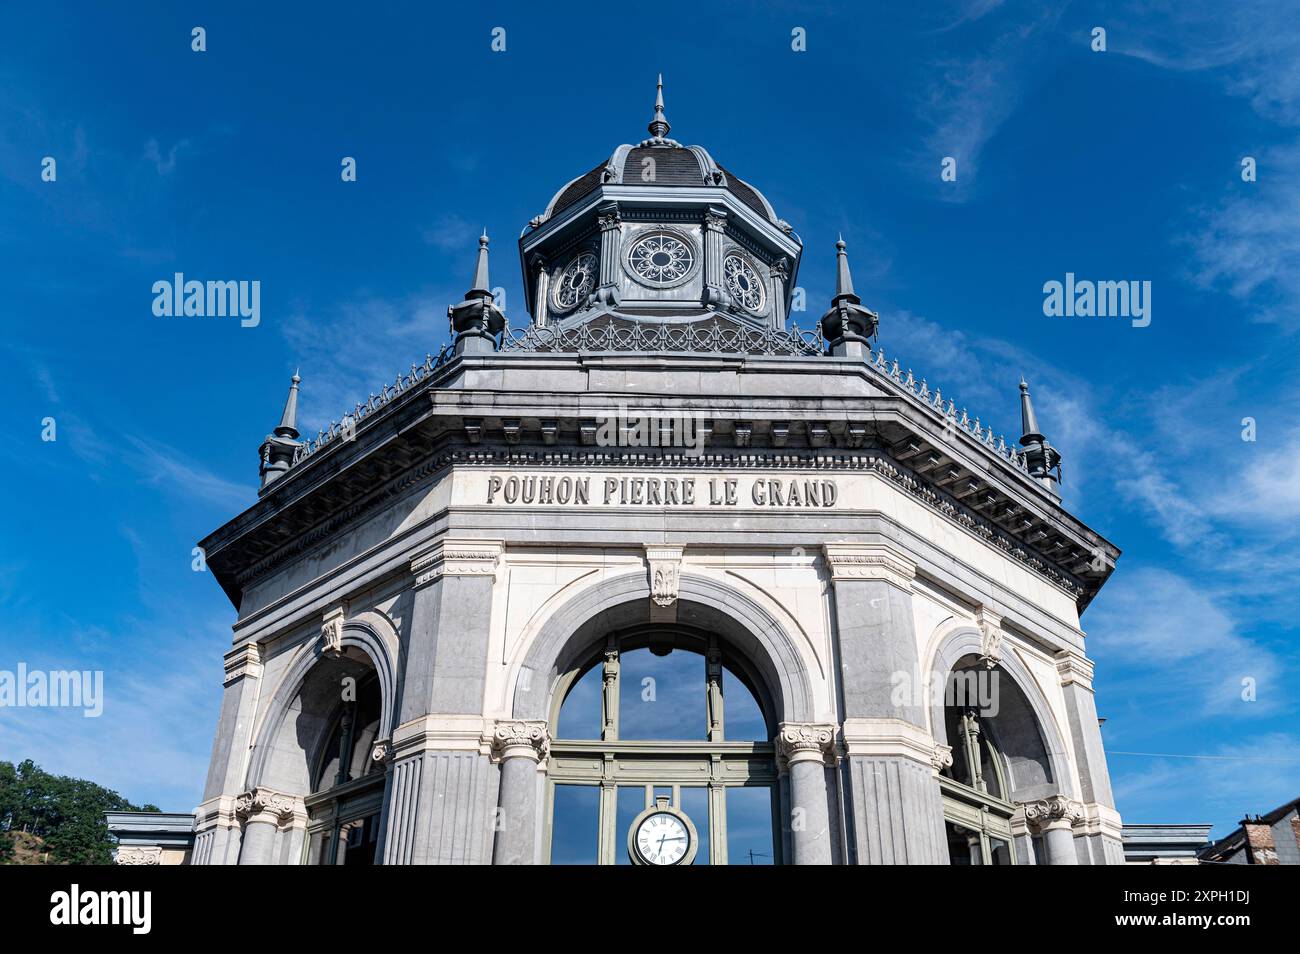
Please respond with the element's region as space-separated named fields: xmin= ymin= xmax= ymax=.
xmin=411 ymin=540 xmax=502 ymax=586
xmin=978 ymin=619 xmax=1002 ymax=670
xmin=645 ymin=545 xmax=684 ymax=608
xmin=1020 ymin=795 xmax=1085 ymax=830
xmin=234 ymin=787 xmax=299 ymax=826
xmin=822 ymin=543 xmax=916 ymax=590
xmin=115 ymin=846 xmax=163 ymax=866
xmin=492 ymin=720 xmax=551 ymax=763
xmin=775 ymin=722 xmax=836 ymax=766
xmin=931 ymin=743 xmax=954 ymax=772
xmin=370 ymin=739 xmax=392 ymax=764
xmin=320 ymin=614 xmax=344 ymax=657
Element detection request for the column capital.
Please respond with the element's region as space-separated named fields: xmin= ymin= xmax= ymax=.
xmin=410 ymin=539 xmax=503 ymax=587
xmin=223 ymin=642 xmax=263 ymax=685
xmin=234 ymin=787 xmax=303 ymax=829
xmin=931 ymin=742 xmax=954 ymax=773
xmin=1055 ymin=649 xmax=1095 ymax=689
xmin=115 ymin=846 xmax=163 ymax=865
xmin=822 ymin=542 xmax=916 ymax=589
xmin=491 ymin=720 xmax=551 ymax=763
xmin=776 ymin=722 xmax=837 ymax=767
xmin=1018 ymin=794 xmax=1085 ymax=832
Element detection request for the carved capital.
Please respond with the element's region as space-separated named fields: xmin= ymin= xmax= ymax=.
xmin=370 ymin=739 xmax=393 ymax=764
xmin=1055 ymin=650 xmax=1095 ymax=688
xmin=931 ymin=743 xmax=954 ymax=772
xmin=491 ymin=720 xmax=550 ymax=763
xmin=223 ymin=642 xmax=263 ymax=685
xmin=115 ymin=846 xmax=163 ymax=865
xmin=410 ymin=539 xmax=503 ymax=586
xmin=234 ymin=787 xmax=301 ymax=827
xmin=645 ymin=545 xmax=684 ymax=608
xmin=1019 ymin=795 xmax=1085 ymax=831
xmin=822 ymin=542 xmax=916 ymax=589
xmin=776 ymin=722 xmax=837 ymax=766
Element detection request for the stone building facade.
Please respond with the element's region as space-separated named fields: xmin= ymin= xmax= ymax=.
xmin=191 ymin=82 xmax=1124 ymax=865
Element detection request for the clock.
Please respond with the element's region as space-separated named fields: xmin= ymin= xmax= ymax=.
xmin=628 ymin=797 xmax=699 ymax=866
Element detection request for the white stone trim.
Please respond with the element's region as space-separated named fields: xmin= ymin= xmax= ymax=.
xmin=822 ymin=542 xmax=916 ymax=590
xmin=840 ymin=717 xmax=935 ymax=767
xmin=410 ymin=539 xmax=503 ymax=586
xmin=223 ymin=643 xmax=263 ymax=685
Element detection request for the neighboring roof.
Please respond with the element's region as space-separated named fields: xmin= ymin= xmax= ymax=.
xmin=1199 ymin=796 xmax=1300 ymax=862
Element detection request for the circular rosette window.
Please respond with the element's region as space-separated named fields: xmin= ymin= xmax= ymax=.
xmin=723 ymin=252 xmax=767 ymax=315
xmin=552 ymin=252 xmax=598 ymax=312
xmin=625 ymin=231 xmax=698 ymax=288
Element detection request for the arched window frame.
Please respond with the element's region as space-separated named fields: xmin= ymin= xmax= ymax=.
xmin=939 ymin=702 xmax=1019 ymax=865
xmin=545 ymin=625 xmax=781 ymax=865
xmin=302 ymin=672 xmax=385 ymax=865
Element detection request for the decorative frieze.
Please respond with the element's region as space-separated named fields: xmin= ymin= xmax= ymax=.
xmin=491 ymin=720 xmax=551 ymax=763
xmin=822 ymin=542 xmax=916 ymax=591
xmin=776 ymin=722 xmax=836 ymax=767
xmin=410 ymin=539 xmax=503 ymax=586
xmin=645 ymin=545 xmax=684 ymax=607
xmin=115 ymin=846 xmax=163 ymax=865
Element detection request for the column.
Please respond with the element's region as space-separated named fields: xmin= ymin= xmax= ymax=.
xmin=824 ymin=542 xmax=948 ymax=864
xmin=234 ymin=788 xmax=302 ymax=865
xmin=594 ymin=202 xmax=622 ymax=306
xmin=776 ymin=723 xmax=836 ymax=865
xmin=1021 ymin=796 xmax=1084 ymax=865
xmin=491 ymin=720 xmax=551 ymax=865
xmin=1056 ymin=650 xmax=1125 ymax=863
xmin=382 ymin=539 xmax=502 ymax=865
xmin=769 ymin=256 xmax=789 ymax=329
xmin=532 ymin=253 xmax=549 ymax=328
xmin=193 ymin=643 xmax=263 ymax=865
xmin=703 ymin=207 xmax=729 ymax=309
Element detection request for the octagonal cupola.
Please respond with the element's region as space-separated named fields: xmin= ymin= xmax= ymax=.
xmin=518 ymin=77 xmax=802 ymax=331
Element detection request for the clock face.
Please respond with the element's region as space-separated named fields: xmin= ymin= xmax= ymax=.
xmin=634 ymin=811 xmax=691 ymax=865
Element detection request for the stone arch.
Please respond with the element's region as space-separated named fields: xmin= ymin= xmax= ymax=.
xmin=926 ymin=624 xmax=1076 ymax=801
xmin=510 ymin=571 xmax=814 ymax=725
xmin=245 ymin=614 xmax=400 ymax=793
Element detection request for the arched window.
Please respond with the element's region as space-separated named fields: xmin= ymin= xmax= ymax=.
xmin=547 ymin=628 xmax=779 ymax=865
xmin=939 ymin=678 xmax=1018 ymax=865
xmin=303 ymin=673 xmax=385 ymax=865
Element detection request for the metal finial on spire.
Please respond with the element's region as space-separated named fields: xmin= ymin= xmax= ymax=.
xmin=470 ymin=229 xmax=491 ymax=295
xmin=834 ymin=236 xmax=855 ymax=299
xmin=647 ymin=74 xmax=671 ymax=140
xmin=274 ymin=370 xmax=301 ymax=440
xmin=1019 ymin=378 xmax=1043 ymax=444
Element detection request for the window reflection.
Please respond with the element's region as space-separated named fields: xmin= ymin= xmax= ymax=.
xmin=551 ymin=785 xmax=600 ymax=864
xmin=726 ymin=786 xmax=774 ymax=865
xmin=556 ymin=663 xmax=602 ymax=739
xmin=721 ymin=664 xmax=767 ymax=740
xmin=618 ymin=647 xmax=706 ymax=740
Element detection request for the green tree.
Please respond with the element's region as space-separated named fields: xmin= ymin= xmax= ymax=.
xmin=0 ymin=759 xmax=159 ymax=865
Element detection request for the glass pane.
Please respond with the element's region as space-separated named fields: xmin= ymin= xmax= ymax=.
xmin=551 ymin=785 xmax=600 ymax=864
xmin=680 ymin=787 xmax=710 ymax=866
xmin=726 ymin=786 xmax=774 ymax=865
xmin=306 ymin=828 xmax=330 ymax=865
xmin=615 ymin=786 xmax=648 ymax=865
xmin=721 ymin=665 xmax=767 ymax=740
xmin=988 ymin=836 xmax=1014 ymax=865
xmin=619 ymin=647 xmax=706 ymax=740
xmin=336 ymin=813 xmax=379 ymax=866
xmin=556 ymin=664 xmax=602 ymax=739
xmin=945 ymin=820 xmax=983 ymax=865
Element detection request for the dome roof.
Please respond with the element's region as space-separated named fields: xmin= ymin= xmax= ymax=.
xmin=535 ymin=78 xmax=784 ymax=229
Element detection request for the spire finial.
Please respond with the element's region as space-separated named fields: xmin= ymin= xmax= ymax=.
xmin=834 ymin=236 xmax=855 ymax=298
xmin=1019 ymin=378 xmax=1043 ymax=444
xmin=274 ymin=370 xmax=301 ymax=440
xmin=647 ymin=74 xmax=671 ymax=140
xmin=470 ymin=229 xmax=491 ymax=295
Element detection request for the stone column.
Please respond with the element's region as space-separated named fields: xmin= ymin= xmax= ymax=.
xmin=531 ymin=254 xmax=549 ymax=328
xmin=382 ymin=539 xmax=502 ymax=865
xmin=491 ymin=720 xmax=550 ymax=865
xmin=1056 ymin=650 xmax=1124 ymax=863
xmin=776 ymin=723 xmax=836 ymax=865
xmin=593 ymin=202 xmax=622 ymax=307
xmin=234 ymin=788 xmax=301 ymax=865
xmin=703 ymin=207 xmax=729 ymax=309
xmin=769 ymin=257 xmax=789 ymax=330
xmin=1021 ymin=795 xmax=1084 ymax=865
xmin=824 ymin=542 xmax=948 ymax=864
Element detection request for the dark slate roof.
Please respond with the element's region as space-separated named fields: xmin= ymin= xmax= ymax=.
xmin=550 ymin=163 xmax=607 ymax=216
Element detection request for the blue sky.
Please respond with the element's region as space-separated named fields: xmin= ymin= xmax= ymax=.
xmin=1 ymin=1 xmax=1297 ymax=835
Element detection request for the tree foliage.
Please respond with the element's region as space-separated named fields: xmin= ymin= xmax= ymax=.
xmin=0 ymin=759 xmax=159 ymax=865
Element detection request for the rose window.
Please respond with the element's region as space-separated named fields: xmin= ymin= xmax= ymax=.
xmin=553 ymin=252 xmax=598 ymax=311
xmin=723 ymin=254 xmax=766 ymax=313
xmin=627 ymin=233 xmax=695 ymax=286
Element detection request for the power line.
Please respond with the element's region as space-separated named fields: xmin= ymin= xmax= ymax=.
xmin=1109 ymin=750 xmax=1300 ymax=763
